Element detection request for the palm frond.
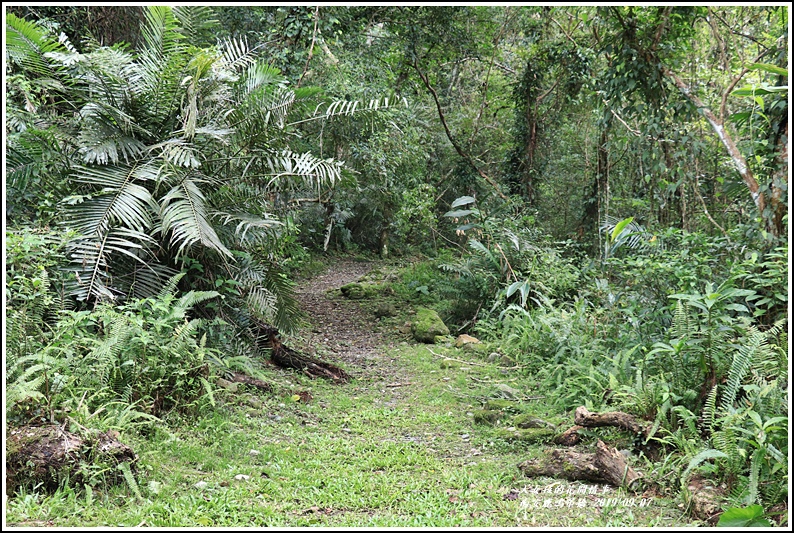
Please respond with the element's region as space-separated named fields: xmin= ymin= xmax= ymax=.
xmin=218 ymin=35 xmax=257 ymax=73
xmin=159 ymin=175 xmax=233 ymax=259
xmin=140 ymin=6 xmax=184 ymax=62
xmin=77 ymin=103 xmax=147 ymax=164
xmin=263 ymin=149 xmax=345 ymax=191
xmin=5 ymin=13 xmax=65 ymax=78
xmin=213 ymin=211 xmax=282 ymax=244
xmin=66 ymin=227 xmax=160 ymax=302
xmin=173 ymin=6 xmax=218 ymax=45
xmin=149 ymin=138 xmax=202 ymax=168
xmin=69 ymin=163 xmax=158 ymax=235
xmin=290 ymin=96 xmax=408 ymax=127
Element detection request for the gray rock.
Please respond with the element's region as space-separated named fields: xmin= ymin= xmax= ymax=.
xmin=495 ymin=383 xmax=522 ymax=400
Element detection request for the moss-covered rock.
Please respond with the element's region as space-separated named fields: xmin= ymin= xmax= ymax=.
xmin=374 ymin=302 xmax=397 ymax=318
xmin=495 ymin=427 xmax=556 ymax=443
xmin=340 ymin=282 xmax=367 ymax=299
xmin=499 ymin=355 xmax=516 ymax=366
xmin=513 ymin=413 xmax=556 ymax=430
xmin=484 ymin=399 xmax=522 ymax=413
xmin=463 ymin=342 xmax=489 ymax=355
xmin=439 ymin=358 xmax=460 ymax=369
xmin=411 ymin=308 xmax=449 ymax=343
xmin=6 ymin=425 xmax=137 ymax=495
xmin=473 ymin=409 xmax=504 ymax=425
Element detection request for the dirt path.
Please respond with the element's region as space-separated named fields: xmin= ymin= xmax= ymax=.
xmin=292 ymin=259 xmax=390 ymax=371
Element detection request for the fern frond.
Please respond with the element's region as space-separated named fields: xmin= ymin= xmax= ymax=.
xmin=702 ymin=383 xmax=719 ymax=433
xmin=175 ymin=290 xmax=220 ymax=312
xmin=721 ymin=325 xmax=768 ymax=412
xmin=681 ymin=448 xmax=730 ymax=486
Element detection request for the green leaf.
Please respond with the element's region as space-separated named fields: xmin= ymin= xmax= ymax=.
xmin=747 ymin=63 xmax=788 ymax=77
xmin=610 ymin=217 xmax=634 ymax=243
xmin=450 ymin=195 xmax=476 ymax=209
xmin=444 ymin=209 xmax=475 ymax=218
xmin=717 ymin=505 xmax=771 ymax=527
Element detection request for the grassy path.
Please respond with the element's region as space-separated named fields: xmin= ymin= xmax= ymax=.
xmin=5 ymin=259 xmax=698 ymax=527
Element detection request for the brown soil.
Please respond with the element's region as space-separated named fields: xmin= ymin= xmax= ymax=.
xmin=291 ymin=259 xmax=393 ymax=372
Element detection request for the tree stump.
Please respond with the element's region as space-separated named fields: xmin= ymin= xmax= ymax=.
xmin=518 ymin=439 xmax=640 ymax=489
xmin=6 ymin=425 xmax=137 ymax=495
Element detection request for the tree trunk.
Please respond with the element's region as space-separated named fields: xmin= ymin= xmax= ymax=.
xmin=7 ymin=425 xmax=137 ymax=495
xmin=663 ymin=66 xmax=781 ymax=236
xmin=255 ymin=321 xmax=349 ymax=382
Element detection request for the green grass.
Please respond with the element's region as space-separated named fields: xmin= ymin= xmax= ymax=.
xmin=5 ymin=300 xmax=702 ymax=527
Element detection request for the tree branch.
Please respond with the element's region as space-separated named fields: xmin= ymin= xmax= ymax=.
xmin=296 ymin=6 xmax=320 ymax=89
xmin=411 ymin=59 xmax=508 ymax=201
xmin=663 ymin=66 xmax=765 ymax=217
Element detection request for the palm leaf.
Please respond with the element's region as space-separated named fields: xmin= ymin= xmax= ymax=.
xmin=173 ymin=6 xmax=218 ymax=45
xmin=263 ymin=149 xmax=345 ymax=191
xmin=159 ymin=175 xmax=233 ymax=259
xmin=66 ymin=227 xmax=159 ymax=302
xmin=5 ymin=13 xmax=65 ymax=78
xmin=69 ymin=163 xmax=158 ymax=235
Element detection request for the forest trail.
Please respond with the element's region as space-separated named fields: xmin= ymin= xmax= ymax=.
xmin=292 ymin=259 xmax=384 ymax=368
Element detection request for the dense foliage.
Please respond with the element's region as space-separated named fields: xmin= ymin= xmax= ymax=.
xmin=4 ymin=5 xmax=788 ymax=523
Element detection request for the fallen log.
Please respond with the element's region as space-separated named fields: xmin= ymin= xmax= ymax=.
xmin=228 ymin=371 xmax=273 ymax=392
xmin=573 ymin=406 xmax=659 ymax=456
xmin=574 ymin=406 xmax=645 ymax=434
xmin=6 ymin=425 xmax=137 ymax=495
xmin=518 ymin=439 xmax=640 ymax=489
xmin=255 ymin=321 xmax=349 ymax=382
xmin=553 ymin=425 xmax=583 ymax=446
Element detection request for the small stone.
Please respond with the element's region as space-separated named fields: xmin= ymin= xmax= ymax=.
xmin=495 ymin=383 xmax=522 ymax=399
xmin=216 ymin=378 xmax=238 ymax=392
xmin=234 ymin=474 xmax=250 ymax=481
xmin=513 ymin=414 xmax=555 ymax=430
xmin=487 ymin=352 xmax=500 ymax=362
xmin=247 ymin=397 xmax=263 ymax=409
xmin=374 ymin=303 xmax=397 ymax=318
xmin=249 ymin=449 xmax=260 ymax=456
xmin=461 ymin=434 xmax=470 ymax=440
xmin=499 ymin=355 xmax=516 ymax=367
xmin=194 ymin=481 xmax=208 ymax=489
xmin=454 ymin=334 xmax=480 ymax=348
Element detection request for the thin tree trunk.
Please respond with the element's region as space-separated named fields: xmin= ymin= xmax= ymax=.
xmin=412 ymin=59 xmax=508 ymax=201
xmin=663 ymin=66 xmax=774 ymax=234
